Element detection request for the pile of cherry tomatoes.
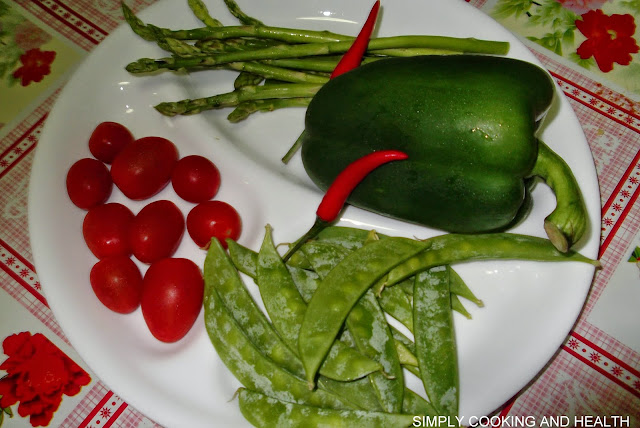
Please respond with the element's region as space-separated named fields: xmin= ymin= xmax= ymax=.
xmin=66 ymin=121 xmax=242 ymax=343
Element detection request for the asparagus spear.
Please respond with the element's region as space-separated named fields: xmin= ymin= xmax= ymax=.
xmin=223 ymin=0 xmax=263 ymax=26
xmin=187 ymin=0 xmax=223 ymax=28
xmin=234 ymin=71 xmax=264 ymax=89
xmin=132 ymin=35 xmax=508 ymax=71
xmin=227 ymin=98 xmax=311 ymax=122
xmin=127 ymin=54 xmax=330 ymax=85
xmin=154 ymin=83 xmax=321 ymax=116
xmin=122 ymin=3 xmax=509 ymax=55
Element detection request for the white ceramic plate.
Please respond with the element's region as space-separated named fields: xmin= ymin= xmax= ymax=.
xmin=29 ymin=0 xmax=601 ymax=426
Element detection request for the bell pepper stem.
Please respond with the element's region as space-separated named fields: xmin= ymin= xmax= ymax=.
xmin=530 ymin=140 xmax=588 ymax=252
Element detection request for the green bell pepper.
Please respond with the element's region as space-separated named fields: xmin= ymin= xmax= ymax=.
xmin=300 ymin=55 xmax=588 ymax=252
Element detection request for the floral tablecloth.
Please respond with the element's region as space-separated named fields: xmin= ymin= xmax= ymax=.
xmin=1 ymin=0 xmax=639 ymax=427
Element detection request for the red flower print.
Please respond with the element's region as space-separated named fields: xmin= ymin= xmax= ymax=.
xmin=13 ymin=20 xmax=52 ymax=51
xmin=12 ymin=49 xmax=57 ymax=87
xmin=575 ymin=10 xmax=639 ymax=72
xmin=0 ymin=332 xmax=91 ymax=427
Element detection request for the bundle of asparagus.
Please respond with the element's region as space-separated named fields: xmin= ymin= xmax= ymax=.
xmin=123 ymin=0 xmax=509 ymax=122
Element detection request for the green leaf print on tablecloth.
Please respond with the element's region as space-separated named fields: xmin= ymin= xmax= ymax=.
xmin=490 ymin=0 xmax=640 ymax=96
xmin=0 ymin=2 xmax=56 ymax=87
xmin=0 ymin=1 xmax=84 ymax=129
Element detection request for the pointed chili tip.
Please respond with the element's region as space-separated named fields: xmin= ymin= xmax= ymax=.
xmin=329 ymin=0 xmax=381 ymax=79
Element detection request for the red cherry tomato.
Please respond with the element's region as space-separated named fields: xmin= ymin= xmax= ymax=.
xmin=171 ymin=155 xmax=221 ymax=203
xmin=141 ymin=258 xmax=204 ymax=343
xmin=110 ymin=136 xmax=178 ymax=200
xmin=186 ymin=200 xmax=242 ymax=249
xmin=88 ymin=121 xmax=135 ymax=164
xmin=90 ymin=255 xmax=143 ymax=314
xmin=66 ymin=158 xmax=112 ymax=210
xmin=83 ymin=203 xmax=134 ymax=259
xmin=129 ymin=200 xmax=184 ymax=264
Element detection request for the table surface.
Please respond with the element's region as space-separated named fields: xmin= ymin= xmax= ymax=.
xmin=1 ymin=0 xmax=639 ymax=427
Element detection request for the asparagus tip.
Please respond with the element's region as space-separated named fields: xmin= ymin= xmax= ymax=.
xmin=154 ymin=102 xmax=180 ymax=116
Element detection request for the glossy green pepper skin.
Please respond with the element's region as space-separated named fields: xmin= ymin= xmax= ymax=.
xmin=301 ymin=55 xmax=586 ymax=250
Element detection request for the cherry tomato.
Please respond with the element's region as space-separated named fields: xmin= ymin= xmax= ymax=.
xmin=66 ymin=158 xmax=112 ymax=210
xmin=83 ymin=203 xmax=134 ymax=259
xmin=88 ymin=121 xmax=135 ymax=164
xmin=186 ymin=200 xmax=242 ymax=249
xmin=90 ymin=255 xmax=143 ymax=314
xmin=129 ymin=200 xmax=184 ymax=264
xmin=171 ymin=155 xmax=221 ymax=203
xmin=141 ymin=258 xmax=204 ymax=343
xmin=110 ymin=136 xmax=178 ymax=200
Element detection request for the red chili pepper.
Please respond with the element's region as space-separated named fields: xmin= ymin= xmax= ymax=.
xmin=316 ymin=149 xmax=407 ymax=221
xmin=330 ymin=0 xmax=381 ymax=79
xmin=283 ymin=149 xmax=408 ymax=261
xmin=281 ymin=1 xmax=380 ymax=165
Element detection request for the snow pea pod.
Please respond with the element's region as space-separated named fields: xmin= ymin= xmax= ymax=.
xmin=216 ymin=240 xmax=386 ymax=409
xmin=318 ymin=376 xmax=383 ymax=412
xmin=237 ymin=388 xmax=417 ymax=428
xmin=207 ymin=238 xmax=304 ymax=377
xmin=403 ymin=388 xmax=439 ymax=418
xmin=203 ymin=241 xmax=353 ymax=409
xmin=398 ymin=265 xmax=483 ymax=310
xmin=378 ymin=284 xmax=414 ymax=331
xmin=256 ymin=226 xmax=307 ymax=348
xmin=312 ymin=226 xmax=482 ymax=316
xmin=390 ymin=326 xmax=421 ymax=378
xmin=256 ymin=227 xmax=383 ymax=382
xmin=226 ymin=238 xmax=258 ymax=277
xmin=413 ymin=266 xmax=458 ymax=418
xmin=315 ymin=225 xmax=385 ymax=249
xmin=451 ymin=294 xmax=472 ymax=320
xmin=448 ymin=265 xmax=483 ymax=308
xmin=347 ymin=289 xmax=405 ymax=412
xmin=386 ymin=233 xmax=599 ymax=287
xmin=395 ymin=267 xmax=478 ymax=319
xmin=227 ymin=237 xmax=320 ymax=302
xmin=301 ymin=241 xmax=405 ymax=407
xmin=298 ymin=238 xmax=426 ymax=385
